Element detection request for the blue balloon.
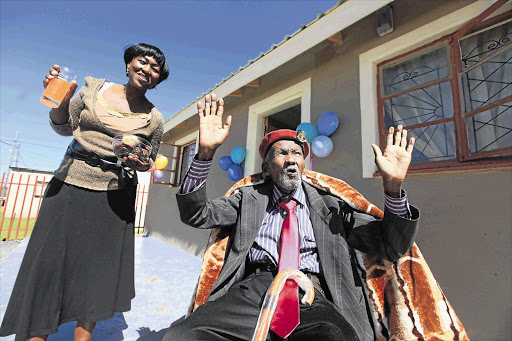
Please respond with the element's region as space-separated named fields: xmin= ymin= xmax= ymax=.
xmin=296 ymin=123 xmax=319 ymax=144
xmin=317 ymin=111 xmax=339 ymax=136
xmin=218 ymin=155 xmax=234 ymax=171
xmin=231 ymin=146 xmax=246 ymax=164
xmin=227 ymin=164 xmax=243 ymax=181
xmin=311 ymin=135 xmax=333 ymax=157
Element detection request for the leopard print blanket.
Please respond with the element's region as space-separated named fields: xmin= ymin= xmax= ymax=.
xmin=187 ymin=170 xmax=469 ymax=340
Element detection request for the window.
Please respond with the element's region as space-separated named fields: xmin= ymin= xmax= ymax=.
xmin=377 ymin=14 xmax=511 ymax=171
xmin=34 ymin=180 xmax=47 ymax=198
xmin=178 ymin=140 xmax=197 ymax=184
xmin=150 ymin=143 xmax=180 ymax=187
xmin=153 ymin=131 xmax=199 ymax=188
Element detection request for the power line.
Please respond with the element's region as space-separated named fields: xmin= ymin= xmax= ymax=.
xmin=0 ymin=140 xmax=14 ymax=147
xmin=18 ymin=153 xmax=27 ymax=168
xmin=13 ymin=147 xmax=61 ymax=158
xmin=0 ymin=139 xmax=64 ymax=150
xmin=18 ymin=140 xmax=64 ymax=150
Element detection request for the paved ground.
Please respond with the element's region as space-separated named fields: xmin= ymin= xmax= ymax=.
xmin=0 ymin=236 xmax=203 ymax=340
xmin=0 ymin=241 xmax=21 ymax=264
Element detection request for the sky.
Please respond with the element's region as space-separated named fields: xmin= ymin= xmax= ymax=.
xmin=0 ymin=0 xmax=337 ymax=175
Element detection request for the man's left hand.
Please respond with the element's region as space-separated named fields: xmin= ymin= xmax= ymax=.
xmin=371 ymin=125 xmax=415 ymax=197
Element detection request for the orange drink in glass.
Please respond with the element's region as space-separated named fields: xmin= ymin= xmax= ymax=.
xmin=40 ymin=66 xmax=76 ymax=108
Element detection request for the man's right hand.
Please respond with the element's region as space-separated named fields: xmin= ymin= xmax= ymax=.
xmin=197 ymin=93 xmax=232 ymax=160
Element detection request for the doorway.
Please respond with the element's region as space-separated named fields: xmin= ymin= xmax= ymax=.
xmin=265 ymin=104 xmax=301 ymax=134
xmin=245 ymin=78 xmax=312 ymax=175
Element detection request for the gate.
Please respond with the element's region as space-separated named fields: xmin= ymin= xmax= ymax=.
xmin=0 ymin=172 xmax=149 ymax=240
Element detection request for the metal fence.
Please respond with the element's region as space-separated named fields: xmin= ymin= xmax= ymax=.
xmin=0 ymin=172 xmax=149 ymax=240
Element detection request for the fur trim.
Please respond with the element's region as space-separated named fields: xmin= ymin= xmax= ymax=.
xmin=187 ymin=171 xmax=468 ymax=340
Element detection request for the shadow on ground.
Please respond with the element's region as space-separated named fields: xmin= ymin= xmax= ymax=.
xmin=46 ymin=313 xmax=127 ymax=341
xmin=135 ymin=315 xmax=184 ymax=340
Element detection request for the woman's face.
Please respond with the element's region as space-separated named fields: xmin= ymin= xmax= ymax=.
xmin=127 ymin=55 xmax=161 ymax=90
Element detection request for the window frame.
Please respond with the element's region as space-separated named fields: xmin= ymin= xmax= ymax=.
xmin=178 ymin=140 xmax=197 ymax=184
xmin=150 ymin=142 xmax=181 ymax=187
xmin=152 ymin=131 xmax=200 ymax=188
xmin=33 ymin=180 xmax=47 ymax=198
xmin=376 ymin=6 xmax=512 ymax=174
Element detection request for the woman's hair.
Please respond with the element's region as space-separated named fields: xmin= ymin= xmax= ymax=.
xmin=124 ymin=43 xmax=169 ymax=84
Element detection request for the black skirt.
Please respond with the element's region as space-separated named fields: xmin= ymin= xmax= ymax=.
xmin=0 ymin=178 xmax=136 ymax=340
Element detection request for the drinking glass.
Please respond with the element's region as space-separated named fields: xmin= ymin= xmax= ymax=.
xmin=40 ymin=66 xmax=76 ymax=108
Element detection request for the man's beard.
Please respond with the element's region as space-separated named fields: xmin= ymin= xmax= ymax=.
xmin=277 ymin=167 xmax=301 ymax=192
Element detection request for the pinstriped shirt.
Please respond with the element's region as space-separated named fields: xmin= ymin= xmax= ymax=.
xmin=181 ymin=158 xmax=411 ymax=274
xmin=250 ymin=184 xmax=320 ymax=273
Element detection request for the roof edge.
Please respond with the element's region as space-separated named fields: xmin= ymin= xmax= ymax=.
xmin=164 ymin=0 xmax=393 ymax=133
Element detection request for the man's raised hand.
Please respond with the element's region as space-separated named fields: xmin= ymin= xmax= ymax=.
xmin=197 ymin=93 xmax=232 ymax=160
xmin=371 ymin=125 xmax=415 ymax=197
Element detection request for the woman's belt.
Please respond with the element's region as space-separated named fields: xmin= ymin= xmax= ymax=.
xmin=66 ymin=140 xmax=121 ymax=172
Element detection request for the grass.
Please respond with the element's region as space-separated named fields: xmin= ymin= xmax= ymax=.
xmin=0 ymin=204 xmax=144 ymax=240
xmin=1 ymin=217 xmax=35 ymax=240
xmin=1 ymin=217 xmax=145 ymax=240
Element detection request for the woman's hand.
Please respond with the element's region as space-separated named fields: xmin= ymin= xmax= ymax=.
xmin=45 ymin=64 xmax=78 ymax=124
xmin=371 ymin=125 xmax=415 ymax=197
xmin=44 ymin=64 xmax=78 ymax=103
xmin=122 ymin=153 xmax=151 ymax=172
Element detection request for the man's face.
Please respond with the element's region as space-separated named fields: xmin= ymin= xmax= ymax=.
xmin=263 ymin=140 xmax=305 ymax=194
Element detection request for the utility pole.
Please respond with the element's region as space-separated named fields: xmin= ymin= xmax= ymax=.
xmin=14 ymin=142 xmax=21 ymax=168
xmin=6 ymin=132 xmax=19 ymax=180
xmin=1 ymin=132 xmax=18 ymax=204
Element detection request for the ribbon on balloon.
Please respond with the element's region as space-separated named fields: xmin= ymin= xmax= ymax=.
xmin=296 ymin=111 xmax=339 ymax=170
xmin=218 ymin=146 xmax=246 ymax=182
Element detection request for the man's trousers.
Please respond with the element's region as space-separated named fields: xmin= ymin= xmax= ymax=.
xmin=163 ymin=270 xmax=360 ymax=341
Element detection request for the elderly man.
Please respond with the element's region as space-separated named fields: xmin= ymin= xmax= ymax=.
xmin=164 ymin=94 xmax=419 ymax=341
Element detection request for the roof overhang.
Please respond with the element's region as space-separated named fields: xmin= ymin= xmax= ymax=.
xmin=164 ymin=0 xmax=393 ymax=132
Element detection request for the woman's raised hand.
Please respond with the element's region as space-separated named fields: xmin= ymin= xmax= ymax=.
xmin=44 ymin=64 xmax=78 ymax=104
xmin=197 ymin=93 xmax=232 ymax=161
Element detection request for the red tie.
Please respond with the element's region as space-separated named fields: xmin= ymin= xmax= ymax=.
xmin=271 ymin=198 xmax=299 ymax=339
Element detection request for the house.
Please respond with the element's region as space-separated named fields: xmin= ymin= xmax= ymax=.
xmin=1 ymin=167 xmax=54 ymax=219
xmin=144 ymin=0 xmax=512 ymax=339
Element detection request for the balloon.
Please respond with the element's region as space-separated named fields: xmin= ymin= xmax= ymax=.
xmin=227 ymin=164 xmax=243 ymax=181
xmin=155 ymin=155 xmax=168 ymax=169
xmin=218 ymin=155 xmax=234 ymax=171
xmin=147 ymin=164 xmax=156 ymax=173
xmin=311 ymin=135 xmax=333 ymax=157
xmin=231 ymin=146 xmax=246 ymax=164
xmin=296 ymin=122 xmax=319 ymax=144
xmin=317 ymin=111 xmax=339 ymax=136
xmin=153 ymin=169 xmax=164 ymax=181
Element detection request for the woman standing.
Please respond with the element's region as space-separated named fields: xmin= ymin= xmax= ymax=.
xmin=0 ymin=43 xmax=169 ymax=341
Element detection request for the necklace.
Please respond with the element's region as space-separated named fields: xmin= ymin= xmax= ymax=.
xmin=97 ymin=92 xmax=150 ymax=119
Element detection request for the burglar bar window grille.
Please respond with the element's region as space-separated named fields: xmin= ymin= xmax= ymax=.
xmin=377 ymin=16 xmax=512 ymax=171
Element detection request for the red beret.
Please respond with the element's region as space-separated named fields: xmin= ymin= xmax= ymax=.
xmin=259 ymin=129 xmax=310 ymax=159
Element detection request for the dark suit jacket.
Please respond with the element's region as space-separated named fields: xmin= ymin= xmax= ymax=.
xmin=177 ymin=180 xmax=419 ymax=341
